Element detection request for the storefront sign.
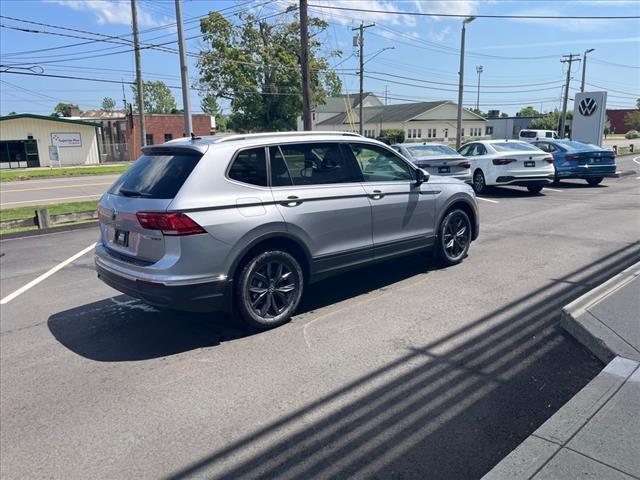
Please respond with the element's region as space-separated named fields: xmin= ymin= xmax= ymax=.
xmin=51 ymin=132 xmax=82 ymax=147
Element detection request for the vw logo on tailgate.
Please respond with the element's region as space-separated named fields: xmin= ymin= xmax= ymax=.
xmin=578 ymin=97 xmax=598 ymax=116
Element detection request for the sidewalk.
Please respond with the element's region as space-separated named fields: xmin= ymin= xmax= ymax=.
xmin=484 ymin=262 xmax=640 ymax=480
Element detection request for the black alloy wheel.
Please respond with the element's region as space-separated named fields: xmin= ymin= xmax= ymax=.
xmin=437 ymin=209 xmax=472 ymax=266
xmin=473 ymin=170 xmax=487 ymax=194
xmin=237 ymin=250 xmax=303 ymax=329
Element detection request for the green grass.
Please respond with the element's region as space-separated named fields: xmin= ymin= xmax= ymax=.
xmin=0 ymin=164 xmax=129 ymax=182
xmin=617 ymin=147 xmax=632 ymax=156
xmin=0 ymin=219 xmax=97 ymax=236
xmin=0 ymin=200 xmax=98 ymax=222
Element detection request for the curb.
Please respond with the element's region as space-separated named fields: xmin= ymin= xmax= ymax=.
xmin=560 ymin=261 xmax=640 ymax=363
xmin=0 ymin=221 xmax=98 ymax=241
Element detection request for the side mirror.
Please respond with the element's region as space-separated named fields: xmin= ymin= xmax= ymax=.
xmin=416 ymin=168 xmax=429 ymax=186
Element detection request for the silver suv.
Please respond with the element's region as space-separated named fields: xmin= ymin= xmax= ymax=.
xmin=95 ymin=132 xmax=479 ymax=329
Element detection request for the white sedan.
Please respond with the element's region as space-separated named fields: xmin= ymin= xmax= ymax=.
xmin=458 ymin=140 xmax=555 ymax=194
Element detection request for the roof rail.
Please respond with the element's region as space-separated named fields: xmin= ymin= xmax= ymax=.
xmin=212 ymin=131 xmax=361 ymax=143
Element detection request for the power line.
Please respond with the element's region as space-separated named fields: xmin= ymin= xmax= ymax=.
xmin=306 ymin=4 xmax=640 ymax=19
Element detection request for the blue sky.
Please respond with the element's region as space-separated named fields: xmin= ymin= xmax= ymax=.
xmin=1 ymin=0 xmax=638 ymax=118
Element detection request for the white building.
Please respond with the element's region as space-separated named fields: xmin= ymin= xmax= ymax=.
xmin=0 ymin=114 xmax=101 ymax=168
xmin=299 ymin=94 xmax=487 ymax=143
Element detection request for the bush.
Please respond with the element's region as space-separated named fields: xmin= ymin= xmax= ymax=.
xmin=624 ymin=130 xmax=640 ymax=139
xmin=377 ymin=128 xmax=405 ymax=145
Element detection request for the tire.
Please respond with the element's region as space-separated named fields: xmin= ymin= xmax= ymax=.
xmin=236 ymin=250 xmax=304 ymax=330
xmin=436 ymin=209 xmax=472 ymax=266
xmin=527 ymin=184 xmax=544 ymax=194
xmin=552 ymin=169 xmax=560 ymax=184
xmin=587 ymin=177 xmax=603 ymax=186
xmin=472 ymin=170 xmax=487 ymax=194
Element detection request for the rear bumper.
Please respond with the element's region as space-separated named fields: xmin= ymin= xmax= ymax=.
xmin=495 ymin=174 xmax=554 ymax=186
xmin=96 ymin=262 xmax=232 ymax=313
xmin=556 ymin=165 xmax=616 ymax=179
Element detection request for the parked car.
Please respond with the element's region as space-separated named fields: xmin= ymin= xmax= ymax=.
xmin=458 ymin=140 xmax=555 ymax=194
xmin=95 ymin=132 xmax=479 ymax=329
xmin=391 ymin=142 xmax=472 ymax=184
xmin=518 ymin=129 xmax=559 ymax=143
xmin=531 ymin=140 xmax=616 ymax=186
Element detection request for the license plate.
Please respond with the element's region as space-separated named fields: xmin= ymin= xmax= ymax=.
xmin=524 ymin=161 xmax=535 ymax=167
xmin=438 ymin=166 xmax=450 ymax=173
xmin=114 ymin=229 xmax=129 ymax=247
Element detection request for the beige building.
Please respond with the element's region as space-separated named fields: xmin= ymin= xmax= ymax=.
xmin=0 ymin=114 xmax=100 ymax=168
xmin=304 ymin=95 xmax=487 ymax=143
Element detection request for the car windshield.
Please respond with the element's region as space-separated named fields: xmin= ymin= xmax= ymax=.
xmin=406 ymin=145 xmax=458 ymax=156
xmin=519 ymin=131 xmax=537 ymax=138
xmin=557 ymin=141 xmax=599 ymax=151
xmin=491 ymin=142 xmax=541 ymax=152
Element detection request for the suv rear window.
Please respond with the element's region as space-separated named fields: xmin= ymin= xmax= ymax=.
xmin=110 ymin=152 xmax=201 ymax=199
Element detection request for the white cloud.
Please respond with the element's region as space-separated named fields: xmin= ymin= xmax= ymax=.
xmin=480 ymin=36 xmax=640 ymax=50
xmin=427 ymin=26 xmax=451 ymax=42
xmin=508 ymin=6 xmax=613 ymax=32
xmin=307 ymin=0 xmax=418 ymax=28
xmin=49 ymin=0 xmax=166 ymax=27
xmin=413 ymin=0 xmax=479 ymax=20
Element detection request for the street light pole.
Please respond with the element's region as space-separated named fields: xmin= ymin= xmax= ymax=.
xmin=580 ymin=48 xmax=595 ymax=93
xmin=475 ymin=65 xmax=483 ymax=111
xmin=456 ymin=17 xmax=475 ymax=150
xmin=131 ymin=0 xmax=146 ymax=153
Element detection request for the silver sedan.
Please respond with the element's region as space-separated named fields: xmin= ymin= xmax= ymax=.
xmin=392 ymin=142 xmax=472 ymax=184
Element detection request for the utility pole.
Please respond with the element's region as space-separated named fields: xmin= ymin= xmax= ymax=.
xmin=300 ymin=0 xmax=313 ymax=131
xmin=560 ymin=53 xmax=580 ymax=138
xmin=131 ymin=0 xmax=146 ymax=152
xmin=456 ymin=16 xmax=476 ymax=149
xmin=175 ymin=0 xmax=192 ymax=137
xmin=384 ymin=85 xmax=389 ymax=106
xmin=580 ymin=48 xmax=595 ymax=93
xmin=352 ymin=22 xmax=375 ymax=135
xmin=475 ymin=65 xmax=483 ymax=111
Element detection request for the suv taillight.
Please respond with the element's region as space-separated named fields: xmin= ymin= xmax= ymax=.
xmin=565 ymin=154 xmax=583 ymax=161
xmin=458 ymin=162 xmax=471 ymax=169
xmin=136 ymin=212 xmax=206 ymax=236
xmin=492 ymin=158 xmax=516 ymax=165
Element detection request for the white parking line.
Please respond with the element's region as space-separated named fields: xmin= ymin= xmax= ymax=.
xmin=633 ymin=156 xmax=640 ymax=166
xmin=476 ymin=197 xmax=499 ymax=204
xmin=544 ymin=187 xmax=563 ymax=192
xmin=0 ymin=243 xmax=96 ymax=305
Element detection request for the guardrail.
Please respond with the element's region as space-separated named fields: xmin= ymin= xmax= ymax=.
xmin=0 ymin=208 xmax=98 ymax=231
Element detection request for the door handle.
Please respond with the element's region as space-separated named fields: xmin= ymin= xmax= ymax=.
xmin=369 ymin=190 xmax=384 ymax=200
xmin=281 ymin=195 xmax=303 ymax=207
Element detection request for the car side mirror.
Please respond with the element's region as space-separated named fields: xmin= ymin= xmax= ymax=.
xmin=416 ymin=168 xmax=429 ymax=186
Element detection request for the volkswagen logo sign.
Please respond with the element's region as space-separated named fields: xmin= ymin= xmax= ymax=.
xmin=578 ymin=97 xmax=598 ymax=116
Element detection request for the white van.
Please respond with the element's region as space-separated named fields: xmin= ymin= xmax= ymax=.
xmin=518 ymin=129 xmax=559 ymax=142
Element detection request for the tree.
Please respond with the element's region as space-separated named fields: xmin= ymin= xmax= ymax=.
xmin=7 ymin=111 xmax=17 ymax=115
xmin=377 ymin=129 xmax=404 ymax=145
xmin=51 ymin=102 xmax=77 ymax=117
xmin=101 ymin=97 xmax=116 ymax=112
xmin=529 ymin=109 xmax=572 ymax=133
xmin=197 ymin=11 xmax=342 ymax=132
xmin=517 ymin=106 xmax=540 ymax=117
xmin=500 ymin=112 xmax=509 ymax=118
xmin=469 ymin=108 xmax=486 ymax=118
xmin=636 ymin=98 xmax=640 ymax=109
xmin=201 ymin=93 xmax=228 ymax=131
xmin=624 ymin=110 xmax=640 ymax=131
xmin=131 ymin=80 xmax=177 ymax=114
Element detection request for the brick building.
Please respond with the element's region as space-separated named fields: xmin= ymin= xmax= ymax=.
xmin=606 ymin=109 xmax=638 ymax=135
xmin=78 ymin=110 xmax=214 ymax=161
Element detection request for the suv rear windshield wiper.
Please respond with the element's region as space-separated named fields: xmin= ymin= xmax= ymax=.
xmin=119 ymin=187 xmax=152 ymax=197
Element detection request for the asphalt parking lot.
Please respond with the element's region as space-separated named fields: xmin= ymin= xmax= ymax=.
xmin=1 ymin=162 xmax=639 ymax=479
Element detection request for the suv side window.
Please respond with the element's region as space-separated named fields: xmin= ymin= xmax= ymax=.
xmin=228 ymin=147 xmax=268 ymax=186
xmin=461 ymin=143 xmax=479 ymax=156
xmin=269 ymin=142 xmax=359 ymax=186
xmin=348 ymin=143 xmax=414 ymax=182
xmin=476 ymin=144 xmax=487 ymax=155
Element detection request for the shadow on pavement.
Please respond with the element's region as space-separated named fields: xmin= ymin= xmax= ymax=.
xmin=553 ymin=180 xmax=608 ymax=189
xmin=48 ymin=253 xmax=437 ymax=362
xmin=159 ymin=241 xmax=639 ymax=480
xmin=477 ymin=186 xmax=549 ymax=199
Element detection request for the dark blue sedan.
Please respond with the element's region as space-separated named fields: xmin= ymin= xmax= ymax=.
xmin=531 ymin=140 xmax=616 ymax=186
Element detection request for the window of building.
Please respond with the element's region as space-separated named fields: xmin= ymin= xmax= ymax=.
xmin=164 ymin=133 xmax=173 ymax=142
xmin=364 ymin=129 xmax=376 ymax=138
xmin=461 ymin=128 xmax=465 ymax=137
xmin=486 ymin=126 xmax=493 ymax=135
xmin=269 ymin=143 xmax=358 ymax=186
xmin=417 ymin=129 xmax=422 ymax=138
xmin=228 ymin=147 xmax=268 ymax=186
xmin=145 ymin=134 xmax=154 ymax=145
